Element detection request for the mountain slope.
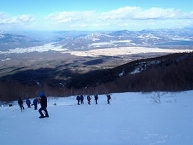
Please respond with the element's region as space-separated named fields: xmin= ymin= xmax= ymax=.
xmin=0 ymin=91 xmax=193 ymax=145
xmin=66 ymin=52 xmax=193 ymax=92
xmin=0 ymin=52 xmax=193 ymax=101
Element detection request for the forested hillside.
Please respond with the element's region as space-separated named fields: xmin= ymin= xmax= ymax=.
xmin=0 ymin=52 xmax=193 ymax=101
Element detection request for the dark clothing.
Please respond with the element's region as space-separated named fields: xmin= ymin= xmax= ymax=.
xmin=40 ymin=95 xmax=47 ymax=108
xmin=18 ymin=99 xmax=23 ymax=106
xmin=39 ymin=107 xmax=49 ymax=117
xmin=33 ymin=98 xmax=38 ymax=104
xmin=33 ymin=98 xmax=38 ymax=110
xmin=87 ymin=96 xmax=91 ymax=105
xmin=18 ymin=98 xmax=24 ymax=111
xmin=80 ymin=95 xmax=84 ymax=104
xmin=26 ymin=99 xmax=31 ymax=108
xmin=94 ymin=95 xmax=98 ymax=104
xmin=76 ymin=95 xmax=81 ymax=105
xmin=39 ymin=95 xmax=49 ymax=117
xmin=107 ymin=95 xmax=111 ymax=104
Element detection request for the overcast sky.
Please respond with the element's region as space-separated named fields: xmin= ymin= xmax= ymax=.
xmin=0 ymin=0 xmax=193 ymax=31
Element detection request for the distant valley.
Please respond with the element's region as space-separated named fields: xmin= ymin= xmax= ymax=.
xmin=1 ymin=27 xmax=193 ymax=73
xmin=0 ymin=28 xmax=193 ymax=101
xmin=1 ymin=27 xmax=193 ymax=51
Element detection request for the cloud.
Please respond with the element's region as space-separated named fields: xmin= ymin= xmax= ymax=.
xmin=47 ymin=6 xmax=192 ymax=22
xmin=45 ymin=6 xmax=193 ymax=30
xmin=0 ymin=6 xmax=193 ymax=30
xmin=47 ymin=11 xmax=96 ymax=23
xmin=0 ymin=12 xmax=35 ymax=25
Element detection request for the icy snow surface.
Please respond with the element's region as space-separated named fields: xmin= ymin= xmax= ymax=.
xmin=0 ymin=91 xmax=193 ymax=145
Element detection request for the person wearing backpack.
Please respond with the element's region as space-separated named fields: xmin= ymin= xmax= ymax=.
xmin=87 ymin=95 xmax=91 ymax=105
xmin=26 ymin=98 xmax=31 ymax=108
xmin=33 ymin=98 xmax=38 ymax=110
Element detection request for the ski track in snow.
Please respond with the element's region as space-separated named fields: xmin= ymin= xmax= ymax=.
xmin=0 ymin=91 xmax=193 ymax=145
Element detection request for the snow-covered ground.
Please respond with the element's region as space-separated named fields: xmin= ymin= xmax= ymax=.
xmin=0 ymin=91 xmax=193 ymax=145
xmin=68 ymin=47 xmax=193 ymax=57
xmin=0 ymin=43 xmax=192 ymax=57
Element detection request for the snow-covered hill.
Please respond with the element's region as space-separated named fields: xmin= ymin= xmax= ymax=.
xmin=0 ymin=91 xmax=193 ymax=145
xmin=1 ymin=28 xmax=193 ymax=52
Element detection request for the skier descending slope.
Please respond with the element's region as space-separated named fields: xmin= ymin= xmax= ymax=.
xmin=38 ymin=92 xmax=49 ymax=118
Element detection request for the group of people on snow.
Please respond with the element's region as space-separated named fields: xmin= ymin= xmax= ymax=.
xmin=17 ymin=91 xmax=49 ymax=119
xmin=18 ymin=97 xmax=38 ymax=110
xmin=76 ymin=94 xmax=111 ymax=105
xmin=18 ymin=92 xmax=111 ymax=119
xmin=76 ymin=94 xmax=84 ymax=105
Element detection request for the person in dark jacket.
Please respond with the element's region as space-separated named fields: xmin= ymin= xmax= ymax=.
xmin=38 ymin=92 xmax=49 ymax=118
xmin=80 ymin=95 xmax=84 ymax=104
xmin=33 ymin=98 xmax=38 ymax=110
xmin=18 ymin=97 xmax=24 ymax=111
xmin=26 ymin=98 xmax=31 ymax=108
xmin=87 ymin=95 xmax=91 ymax=105
xmin=107 ymin=94 xmax=111 ymax=104
xmin=94 ymin=94 xmax=98 ymax=104
xmin=76 ymin=95 xmax=81 ymax=105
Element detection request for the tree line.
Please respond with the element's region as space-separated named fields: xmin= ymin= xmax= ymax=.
xmin=1 ymin=52 xmax=193 ymax=102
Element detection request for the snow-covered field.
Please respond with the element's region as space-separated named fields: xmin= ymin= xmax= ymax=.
xmin=68 ymin=47 xmax=193 ymax=57
xmin=0 ymin=91 xmax=193 ymax=145
xmin=0 ymin=43 xmax=192 ymax=57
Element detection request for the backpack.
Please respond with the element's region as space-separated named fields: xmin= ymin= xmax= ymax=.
xmin=87 ymin=96 xmax=91 ymax=100
xmin=76 ymin=96 xmax=80 ymax=100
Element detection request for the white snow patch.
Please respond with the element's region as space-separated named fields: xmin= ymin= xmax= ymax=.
xmin=1 ymin=58 xmax=11 ymax=61
xmin=67 ymin=47 xmax=193 ymax=57
xmin=0 ymin=91 xmax=193 ymax=145
xmin=130 ymin=67 xmax=142 ymax=74
xmin=0 ymin=43 xmax=68 ymax=54
xmin=0 ymin=44 xmax=192 ymax=58
xmin=119 ymin=71 xmax=124 ymax=77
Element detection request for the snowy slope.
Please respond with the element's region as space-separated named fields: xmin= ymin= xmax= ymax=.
xmin=0 ymin=91 xmax=193 ymax=145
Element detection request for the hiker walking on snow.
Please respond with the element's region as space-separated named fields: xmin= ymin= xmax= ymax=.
xmin=107 ymin=94 xmax=111 ymax=104
xmin=76 ymin=95 xmax=81 ymax=105
xmin=94 ymin=94 xmax=98 ymax=104
xmin=18 ymin=97 xmax=24 ymax=111
xmin=38 ymin=92 xmax=49 ymax=118
xmin=26 ymin=98 xmax=31 ymax=108
xmin=87 ymin=95 xmax=91 ymax=105
xmin=33 ymin=98 xmax=38 ymax=110
xmin=80 ymin=94 xmax=84 ymax=104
